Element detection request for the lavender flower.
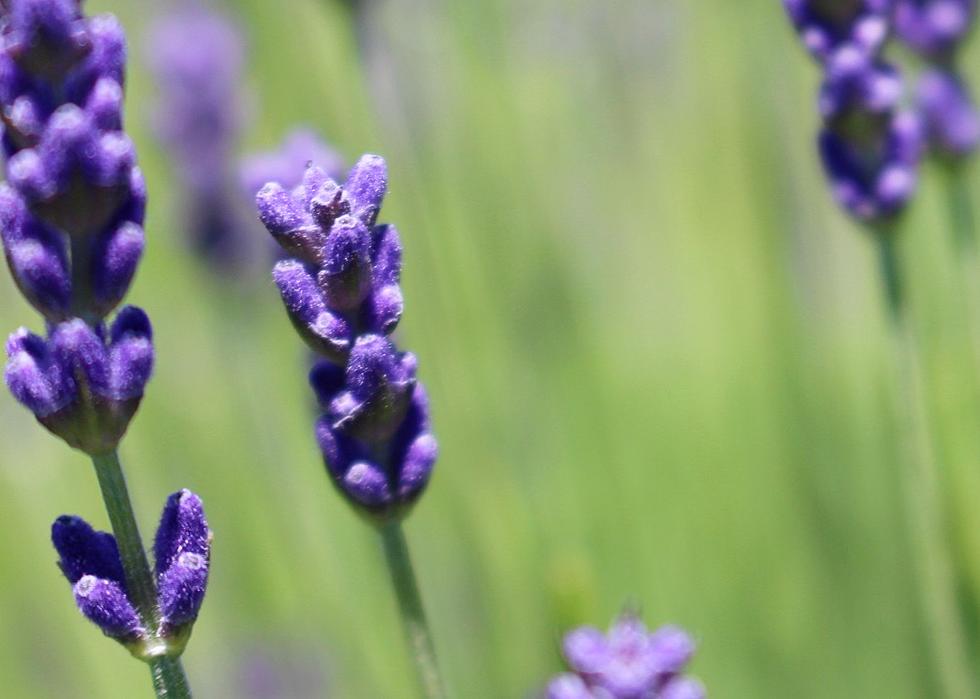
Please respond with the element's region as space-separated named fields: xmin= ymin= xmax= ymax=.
xmin=145 ymin=3 xmax=247 ymax=268
xmin=782 ymin=0 xmax=892 ymax=66
xmin=256 ymin=154 xmax=436 ymax=518
xmin=895 ymin=0 xmax=976 ymax=60
xmin=817 ymin=57 xmax=923 ymax=222
xmin=546 ymin=615 xmax=704 ymax=699
xmin=916 ymin=69 xmax=980 ymax=157
xmin=52 ymin=490 xmax=212 ymax=650
xmin=0 ymin=1 xmax=153 ymax=453
xmin=241 ymin=129 xmax=345 ymax=199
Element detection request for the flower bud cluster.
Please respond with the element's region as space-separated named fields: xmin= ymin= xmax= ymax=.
xmin=52 ymin=490 xmax=212 ymax=656
xmin=895 ymin=0 xmax=979 ymax=159
xmin=546 ymin=615 xmax=705 ymax=699
xmin=784 ymin=1 xmax=924 ymax=223
xmin=257 ymin=156 xmax=436 ymax=518
xmin=0 ymin=0 xmax=151 ymax=452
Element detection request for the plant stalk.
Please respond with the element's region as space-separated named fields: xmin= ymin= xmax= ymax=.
xmin=91 ymin=451 xmax=192 ymax=699
xmin=379 ymin=520 xmax=448 ymax=699
xmin=877 ymin=233 xmax=976 ymax=699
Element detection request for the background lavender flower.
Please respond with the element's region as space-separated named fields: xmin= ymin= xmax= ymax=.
xmin=52 ymin=490 xmax=212 ymax=652
xmin=917 ymin=69 xmax=980 ymax=157
xmin=547 ymin=615 xmax=704 ymax=699
xmin=895 ymin=0 xmax=976 ymax=60
xmin=241 ymin=128 xmax=345 ymax=199
xmin=782 ymin=0 xmax=892 ymax=66
xmin=145 ymin=2 xmax=248 ymax=269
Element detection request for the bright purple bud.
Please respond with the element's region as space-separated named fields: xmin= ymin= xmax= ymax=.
xmin=241 ymin=128 xmax=345 ymax=197
xmin=4 ymin=327 xmax=75 ymax=417
xmin=154 ymin=489 xmax=211 ymax=630
xmin=782 ymin=0 xmax=892 ymax=65
xmin=107 ymin=306 xmax=154 ymax=401
xmin=72 ymin=575 xmax=144 ymax=640
xmin=895 ymin=0 xmax=977 ymax=59
xmin=90 ymin=222 xmax=145 ymax=318
xmin=548 ymin=614 xmax=703 ymax=699
xmin=344 ymin=154 xmax=387 ymax=226
xmin=917 ymin=69 xmax=980 ymax=159
xmin=273 ymin=260 xmax=352 ymax=362
xmin=50 ymin=318 xmax=109 ymax=396
xmin=4 ymin=0 xmax=89 ymax=84
xmin=318 ymin=215 xmax=373 ymax=311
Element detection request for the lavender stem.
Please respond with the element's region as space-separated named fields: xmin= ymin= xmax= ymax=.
xmin=379 ymin=521 xmax=447 ymax=699
xmin=91 ymin=451 xmax=192 ymax=699
xmin=876 ymin=234 xmax=976 ymax=699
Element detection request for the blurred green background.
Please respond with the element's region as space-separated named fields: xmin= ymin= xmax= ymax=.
xmin=2 ymin=0 xmax=980 ymax=696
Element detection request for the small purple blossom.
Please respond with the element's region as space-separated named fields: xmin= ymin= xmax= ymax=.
xmin=51 ymin=490 xmax=212 ymax=645
xmin=917 ymin=69 xmax=980 ymax=158
xmin=782 ymin=0 xmax=892 ymax=66
xmin=145 ymin=3 xmax=248 ymax=268
xmin=895 ymin=0 xmax=976 ymax=59
xmin=547 ymin=615 xmax=704 ymax=699
xmin=0 ymin=0 xmax=153 ymax=452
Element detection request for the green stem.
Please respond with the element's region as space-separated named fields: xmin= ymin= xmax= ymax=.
xmin=91 ymin=451 xmax=192 ymax=699
xmin=379 ymin=521 xmax=448 ymax=699
xmin=944 ymin=163 xmax=976 ymax=254
xmin=877 ymin=234 xmax=976 ymax=699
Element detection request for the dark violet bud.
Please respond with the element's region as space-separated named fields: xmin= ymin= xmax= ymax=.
xmin=154 ymin=489 xmax=212 ymax=632
xmin=241 ymin=128 xmax=345 ymax=198
xmin=917 ymin=69 xmax=980 ymax=159
xmin=783 ymin=0 xmax=892 ymax=65
xmin=4 ymin=326 xmax=75 ymax=418
xmin=257 ymin=154 xmax=404 ymax=347
xmin=547 ymin=614 xmax=703 ymax=699
xmin=106 ymin=305 xmax=154 ymax=401
xmin=51 ymin=515 xmax=146 ymax=642
xmin=313 ymin=341 xmax=436 ymax=518
xmin=90 ymin=222 xmax=145 ymax=318
xmin=895 ymin=0 xmax=977 ymax=60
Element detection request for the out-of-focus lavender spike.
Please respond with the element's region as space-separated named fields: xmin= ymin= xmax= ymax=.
xmin=145 ymin=3 xmax=247 ymax=268
xmin=917 ymin=69 xmax=980 ymax=160
xmin=154 ymin=490 xmax=211 ymax=632
xmin=895 ymin=0 xmax=976 ymax=60
xmin=547 ymin=614 xmax=703 ymax=699
xmin=241 ymin=128 xmax=345 ymax=197
xmin=782 ymin=0 xmax=892 ymax=66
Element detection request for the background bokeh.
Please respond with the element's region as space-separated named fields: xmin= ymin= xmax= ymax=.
xmin=2 ymin=0 xmax=980 ymax=697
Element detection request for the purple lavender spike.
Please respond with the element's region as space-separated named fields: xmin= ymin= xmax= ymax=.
xmin=154 ymin=489 xmax=211 ymax=630
xmin=73 ymin=575 xmax=144 ymax=640
xmin=547 ymin=614 xmax=703 ymax=699
xmin=917 ymin=70 xmax=980 ymax=159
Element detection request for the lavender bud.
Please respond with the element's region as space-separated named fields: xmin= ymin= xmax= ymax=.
xmin=917 ymin=69 xmax=980 ymax=159
xmin=317 ymin=215 xmax=373 ymax=311
xmin=107 ymin=305 xmax=154 ymax=401
xmin=273 ymin=260 xmax=352 ymax=363
xmin=154 ymin=489 xmax=211 ymax=631
xmin=90 ymin=221 xmax=145 ymax=318
xmin=782 ymin=0 xmax=892 ymax=66
xmin=51 ymin=515 xmax=145 ymax=642
xmin=4 ymin=326 xmax=75 ymax=418
xmin=548 ymin=614 xmax=702 ymax=699
xmin=895 ymin=0 xmax=976 ymax=60
xmin=343 ymin=154 xmax=388 ymax=227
